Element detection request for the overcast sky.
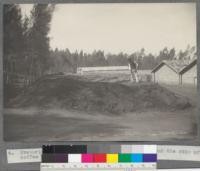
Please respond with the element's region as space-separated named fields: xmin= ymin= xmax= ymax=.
xmin=20 ymin=3 xmax=196 ymax=55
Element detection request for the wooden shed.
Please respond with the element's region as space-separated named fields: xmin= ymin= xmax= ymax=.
xmin=179 ymin=59 xmax=197 ymax=86
xmin=151 ymin=60 xmax=189 ymax=85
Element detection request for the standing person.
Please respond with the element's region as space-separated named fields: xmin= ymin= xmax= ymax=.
xmin=128 ymin=57 xmax=139 ymax=83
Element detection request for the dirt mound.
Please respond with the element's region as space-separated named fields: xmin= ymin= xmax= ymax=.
xmin=8 ymin=74 xmax=191 ymax=114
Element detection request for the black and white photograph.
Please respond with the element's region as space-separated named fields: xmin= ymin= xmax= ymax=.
xmin=3 ymin=3 xmax=197 ymax=141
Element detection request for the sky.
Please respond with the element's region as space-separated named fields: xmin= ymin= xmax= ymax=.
xmin=20 ymin=3 xmax=196 ymax=55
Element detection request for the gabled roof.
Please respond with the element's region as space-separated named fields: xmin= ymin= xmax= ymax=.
xmin=179 ymin=59 xmax=197 ymax=75
xmin=151 ymin=60 xmax=190 ymax=73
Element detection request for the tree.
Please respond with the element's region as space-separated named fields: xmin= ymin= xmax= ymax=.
xmin=142 ymin=53 xmax=156 ymax=70
xmin=157 ymin=47 xmax=169 ymax=62
xmin=27 ymin=4 xmax=55 ymax=79
xmin=169 ymin=48 xmax=176 ymax=60
xmin=3 ymin=4 xmax=27 ymax=101
xmin=3 ymin=4 xmax=30 ymax=93
xmin=3 ymin=4 xmax=24 ymax=76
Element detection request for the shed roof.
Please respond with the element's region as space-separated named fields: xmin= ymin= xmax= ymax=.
xmin=151 ymin=60 xmax=190 ymax=73
xmin=179 ymin=59 xmax=197 ymax=75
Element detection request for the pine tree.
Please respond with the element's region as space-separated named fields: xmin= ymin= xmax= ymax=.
xmin=28 ymin=4 xmax=55 ymax=79
xmin=3 ymin=4 xmax=24 ymax=83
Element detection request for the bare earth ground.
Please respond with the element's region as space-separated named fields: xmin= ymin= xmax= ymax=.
xmin=4 ymin=108 xmax=196 ymax=141
xmin=4 ymin=73 xmax=197 ymax=141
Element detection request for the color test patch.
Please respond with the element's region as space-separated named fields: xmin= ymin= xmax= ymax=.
xmin=54 ymin=154 xmax=68 ymax=163
xmin=68 ymin=154 xmax=81 ymax=163
xmin=42 ymin=154 xmax=55 ymax=163
xmin=132 ymin=145 xmax=144 ymax=153
xmin=82 ymin=154 xmax=93 ymax=163
xmin=144 ymin=145 xmax=157 ymax=154
xmin=106 ymin=154 xmax=118 ymax=163
xmin=131 ymin=154 xmax=143 ymax=162
xmin=121 ymin=145 xmax=132 ymax=153
xmin=94 ymin=154 xmax=106 ymax=163
xmin=143 ymin=154 xmax=157 ymax=162
xmin=42 ymin=146 xmax=54 ymax=153
xmin=118 ymin=154 xmax=132 ymax=163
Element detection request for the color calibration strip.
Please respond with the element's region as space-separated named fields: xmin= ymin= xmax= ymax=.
xmin=41 ymin=145 xmax=157 ymax=171
xmin=42 ymin=145 xmax=157 ymax=154
xmin=42 ymin=153 xmax=157 ymax=163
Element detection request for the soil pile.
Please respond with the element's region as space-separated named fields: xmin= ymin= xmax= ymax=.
xmin=8 ymin=74 xmax=191 ymax=114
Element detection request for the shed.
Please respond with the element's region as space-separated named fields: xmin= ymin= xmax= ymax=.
xmin=151 ymin=60 xmax=189 ymax=85
xmin=179 ymin=59 xmax=197 ymax=85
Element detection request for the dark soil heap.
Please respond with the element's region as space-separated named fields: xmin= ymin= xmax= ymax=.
xmin=8 ymin=74 xmax=191 ymax=114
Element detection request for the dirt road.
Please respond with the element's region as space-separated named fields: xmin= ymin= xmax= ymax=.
xmin=4 ymin=108 xmax=196 ymax=141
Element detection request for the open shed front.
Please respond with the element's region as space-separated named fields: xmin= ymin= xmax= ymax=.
xmin=152 ymin=64 xmax=180 ymax=85
xmin=179 ymin=60 xmax=197 ymax=86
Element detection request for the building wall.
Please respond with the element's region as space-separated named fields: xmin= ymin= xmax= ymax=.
xmin=154 ymin=65 xmax=179 ymax=84
xmin=181 ymin=64 xmax=197 ymax=85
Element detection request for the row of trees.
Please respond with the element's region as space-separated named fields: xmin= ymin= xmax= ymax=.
xmin=4 ymin=4 xmax=55 ymax=85
xmin=4 ymin=4 xmax=55 ymax=101
xmin=49 ymin=45 xmax=196 ymax=73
